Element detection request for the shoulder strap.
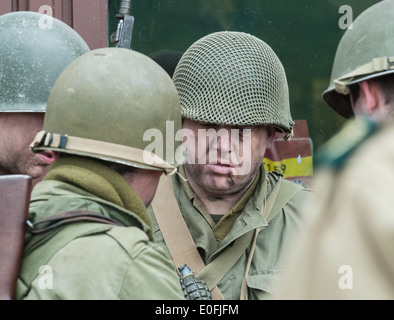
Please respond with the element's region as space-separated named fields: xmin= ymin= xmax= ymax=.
xmin=150 ymin=175 xmax=225 ymax=299
xmin=198 ymin=176 xmax=301 ymax=294
xmin=195 ymin=229 xmax=254 ymax=291
xmin=151 ymin=175 xmax=302 ymax=300
xmin=266 ymin=177 xmax=302 ymax=221
xmin=239 ymin=176 xmax=302 ymax=300
xmin=151 ymin=176 xmax=206 ymax=272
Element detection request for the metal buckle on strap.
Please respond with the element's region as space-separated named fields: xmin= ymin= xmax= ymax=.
xmin=58 ymin=134 xmax=68 ymax=149
xmin=334 ymin=79 xmax=351 ymax=95
xmin=43 ymin=132 xmax=53 ymax=147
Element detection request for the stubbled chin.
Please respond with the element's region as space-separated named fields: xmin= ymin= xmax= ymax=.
xmin=25 ymin=164 xmax=50 ymax=181
xmin=203 ymin=172 xmax=234 ymax=191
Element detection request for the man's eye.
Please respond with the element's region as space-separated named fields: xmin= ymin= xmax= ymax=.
xmin=239 ymin=128 xmax=251 ymax=136
xmin=238 ymin=128 xmax=252 ymax=141
xmin=200 ymin=123 xmax=215 ymax=129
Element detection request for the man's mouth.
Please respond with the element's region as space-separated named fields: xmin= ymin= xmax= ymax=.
xmin=36 ymin=151 xmax=56 ymax=165
xmin=208 ymin=162 xmax=234 ymax=174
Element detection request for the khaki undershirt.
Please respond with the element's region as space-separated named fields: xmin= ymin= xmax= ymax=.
xmin=179 ymin=165 xmax=261 ymax=245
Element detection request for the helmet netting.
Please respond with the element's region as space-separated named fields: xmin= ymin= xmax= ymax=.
xmin=173 ymin=31 xmax=293 ymax=133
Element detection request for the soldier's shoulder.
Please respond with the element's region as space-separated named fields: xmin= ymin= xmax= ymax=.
xmin=266 ymin=170 xmax=283 ymax=182
xmin=266 ymin=171 xmax=310 ymax=190
xmin=315 ymin=117 xmax=379 ymax=170
xmin=265 ymin=171 xmax=313 ymax=206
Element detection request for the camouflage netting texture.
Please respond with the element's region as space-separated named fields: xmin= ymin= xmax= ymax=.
xmin=173 ymin=31 xmax=294 ymax=134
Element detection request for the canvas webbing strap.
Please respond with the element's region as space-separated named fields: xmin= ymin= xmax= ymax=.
xmin=195 ymin=229 xmax=255 ymax=291
xmin=152 ymin=174 xmax=302 ymax=300
xmin=334 ymin=56 xmax=394 ymax=94
xmin=30 ymin=130 xmax=177 ymax=175
xmin=151 ymin=175 xmax=224 ymax=300
xmin=198 ymin=176 xmax=302 ymax=299
xmin=240 ymin=178 xmax=301 ymax=300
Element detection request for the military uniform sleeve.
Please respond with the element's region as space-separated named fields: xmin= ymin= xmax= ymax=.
xmin=117 ymin=240 xmax=185 ymax=300
xmin=106 ymin=226 xmax=185 ymax=300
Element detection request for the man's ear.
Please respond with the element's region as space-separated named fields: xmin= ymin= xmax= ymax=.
xmin=359 ymin=80 xmax=388 ymax=119
xmin=266 ymin=126 xmax=276 ymax=149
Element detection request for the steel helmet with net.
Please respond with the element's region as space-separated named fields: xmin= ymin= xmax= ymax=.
xmin=173 ymin=31 xmax=294 ymax=141
xmin=30 ymin=48 xmax=182 ymax=175
xmin=0 ymin=11 xmax=89 ymax=112
xmin=323 ymin=0 xmax=394 ymax=118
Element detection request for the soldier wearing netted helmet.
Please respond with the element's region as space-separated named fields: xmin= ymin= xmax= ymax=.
xmin=0 ymin=11 xmax=89 ymax=180
xmin=148 ymin=31 xmax=313 ymax=300
xmin=16 ymin=48 xmax=185 ymax=300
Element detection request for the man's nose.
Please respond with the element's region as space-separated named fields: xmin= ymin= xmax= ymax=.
xmin=212 ymin=131 xmax=231 ymax=153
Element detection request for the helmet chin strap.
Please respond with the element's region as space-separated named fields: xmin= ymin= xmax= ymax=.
xmin=30 ymin=130 xmax=178 ymax=176
xmin=334 ymin=57 xmax=394 ymax=95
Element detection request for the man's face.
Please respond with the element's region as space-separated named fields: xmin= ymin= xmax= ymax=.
xmin=0 ymin=112 xmax=55 ymax=178
xmin=123 ymin=168 xmax=163 ymax=207
xmin=182 ymin=118 xmax=274 ymax=196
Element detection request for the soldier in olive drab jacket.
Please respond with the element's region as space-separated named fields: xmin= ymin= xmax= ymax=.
xmin=276 ymin=0 xmax=394 ymax=299
xmin=148 ymin=31 xmax=314 ymax=300
xmin=16 ymin=48 xmax=184 ymax=300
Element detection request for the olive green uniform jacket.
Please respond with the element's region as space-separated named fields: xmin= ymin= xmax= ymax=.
xmin=148 ymin=166 xmax=313 ymax=300
xmin=16 ymin=157 xmax=184 ymax=300
xmin=277 ymin=118 xmax=394 ymax=300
